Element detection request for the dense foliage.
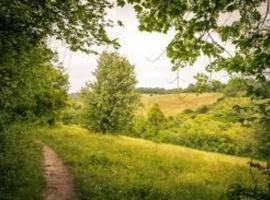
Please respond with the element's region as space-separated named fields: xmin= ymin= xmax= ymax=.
xmin=0 ymin=0 xmax=119 ymax=128
xmin=0 ymin=0 xmax=117 ymax=53
xmin=0 ymin=123 xmax=45 ymax=199
xmin=119 ymin=0 xmax=269 ymax=79
xmin=131 ymin=97 xmax=262 ymax=158
xmin=0 ymin=47 xmax=68 ymax=126
xmin=117 ymin=1 xmax=270 ymax=197
xmin=83 ymin=52 xmax=139 ymax=133
xmin=0 ymin=1 xmax=119 ymax=196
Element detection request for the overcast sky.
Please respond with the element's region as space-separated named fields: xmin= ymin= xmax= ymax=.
xmin=50 ymin=5 xmax=231 ymax=93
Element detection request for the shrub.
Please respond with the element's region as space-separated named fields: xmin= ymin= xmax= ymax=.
xmin=0 ymin=123 xmax=45 ymax=199
xmin=144 ymin=104 xmax=167 ymax=138
xmin=183 ymin=108 xmax=194 ymax=114
xmin=196 ymin=105 xmax=209 ymax=113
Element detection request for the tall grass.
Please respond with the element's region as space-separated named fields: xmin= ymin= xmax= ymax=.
xmin=35 ymin=125 xmax=267 ymax=200
xmin=0 ymin=123 xmax=45 ymax=200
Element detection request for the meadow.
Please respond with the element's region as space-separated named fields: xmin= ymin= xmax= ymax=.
xmin=2 ymin=2 xmax=269 ymax=199
xmin=32 ymin=125 xmax=266 ymax=200
xmin=139 ymin=93 xmax=222 ymax=116
xmin=1 ymin=94 xmax=267 ymax=200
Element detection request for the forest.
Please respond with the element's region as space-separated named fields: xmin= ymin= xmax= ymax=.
xmin=1 ymin=1 xmax=270 ymax=200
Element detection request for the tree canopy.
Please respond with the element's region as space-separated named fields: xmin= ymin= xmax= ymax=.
xmin=118 ymin=0 xmax=270 ymax=81
xmin=83 ymin=52 xmax=139 ymax=133
xmin=0 ymin=0 xmax=118 ymax=53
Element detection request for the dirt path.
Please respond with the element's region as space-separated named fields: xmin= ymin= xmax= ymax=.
xmin=42 ymin=143 xmax=79 ymax=200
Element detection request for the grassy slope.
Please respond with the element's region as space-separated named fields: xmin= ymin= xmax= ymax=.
xmin=140 ymin=93 xmax=222 ymax=116
xmin=35 ymin=125 xmax=266 ymax=200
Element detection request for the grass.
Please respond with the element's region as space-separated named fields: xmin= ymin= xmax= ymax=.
xmin=0 ymin=124 xmax=45 ymax=200
xmin=140 ymin=93 xmax=222 ymax=116
xmin=34 ymin=125 xmax=267 ymax=200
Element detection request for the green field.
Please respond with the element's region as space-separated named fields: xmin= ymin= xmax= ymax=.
xmin=139 ymin=93 xmax=222 ymax=116
xmin=32 ymin=125 xmax=266 ymax=200
xmin=1 ymin=94 xmax=267 ymax=200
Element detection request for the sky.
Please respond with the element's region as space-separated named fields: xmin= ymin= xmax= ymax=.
xmin=50 ymin=5 xmax=231 ymax=93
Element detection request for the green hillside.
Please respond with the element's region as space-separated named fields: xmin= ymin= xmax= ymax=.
xmin=140 ymin=93 xmax=222 ymax=116
xmin=33 ymin=125 xmax=266 ymax=200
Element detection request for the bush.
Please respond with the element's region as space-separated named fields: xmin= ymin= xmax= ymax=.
xmin=129 ymin=96 xmax=259 ymax=158
xmin=0 ymin=123 xmax=45 ymax=200
xmin=130 ymin=115 xmax=146 ymax=137
xmin=183 ymin=108 xmax=194 ymax=114
xmin=196 ymin=105 xmax=209 ymax=113
xmin=144 ymin=104 xmax=167 ymax=138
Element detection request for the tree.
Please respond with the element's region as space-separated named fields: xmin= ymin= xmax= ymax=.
xmin=1 ymin=0 xmax=119 ymax=129
xmin=0 ymin=47 xmax=68 ymax=127
xmin=224 ymin=78 xmax=249 ymax=97
xmin=184 ymin=83 xmax=196 ymax=93
xmin=209 ymin=80 xmax=225 ymax=92
xmin=84 ymin=52 xmax=139 ymax=133
xmin=118 ymin=0 xmax=269 ymax=80
xmin=117 ymin=1 xmax=270 ymax=198
xmin=145 ymin=103 xmax=167 ymax=138
xmin=194 ymin=73 xmax=209 ymax=93
xmin=0 ymin=0 xmax=118 ymax=53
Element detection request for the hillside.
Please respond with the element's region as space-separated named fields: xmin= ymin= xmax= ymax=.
xmin=140 ymin=93 xmax=222 ymax=116
xmin=33 ymin=125 xmax=266 ymax=200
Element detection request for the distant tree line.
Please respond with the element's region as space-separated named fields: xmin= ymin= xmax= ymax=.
xmin=136 ymin=79 xmax=238 ymax=95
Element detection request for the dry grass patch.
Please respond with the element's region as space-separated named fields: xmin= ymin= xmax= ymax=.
xmin=140 ymin=93 xmax=222 ymax=116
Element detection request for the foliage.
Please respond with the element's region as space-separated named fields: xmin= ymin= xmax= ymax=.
xmin=0 ymin=0 xmax=118 ymax=53
xmin=119 ymin=0 xmax=270 ymax=82
xmin=118 ymin=1 xmax=270 ymax=176
xmin=0 ymin=0 xmax=119 ymax=130
xmin=223 ymin=78 xmax=250 ymax=97
xmin=137 ymin=87 xmax=182 ymax=94
xmin=0 ymin=124 xmax=45 ymax=200
xmin=136 ymin=81 xmax=225 ymax=95
xmin=35 ymin=125 xmax=267 ymax=200
xmin=143 ymin=104 xmax=167 ymax=138
xmin=60 ymin=96 xmax=84 ymax=125
xmin=196 ymin=105 xmax=210 ymax=114
xmin=83 ymin=52 xmax=139 ymax=133
xmin=0 ymin=47 xmax=69 ymax=126
xmin=193 ymin=74 xmax=226 ymax=94
xmin=132 ymin=96 xmax=259 ymax=158
xmin=226 ymin=160 xmax=270 ymax=200
xmin=194 ymin=73 xmax=209 ymax=93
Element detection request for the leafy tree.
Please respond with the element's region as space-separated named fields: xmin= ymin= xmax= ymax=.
xmin=209 ymin=80 xmax=225 ymax=92
xmin=224 ymin=78 xmax=249 ymax=97
xmin=117 ymin=1 xmax=270 ymax=198
xmin=0 ymin=0 xmax=120 ymax=124
xmin=0 ymin=0 xmax=118 ymax=53
xmin=84 ymin=52 xmax=139 ymax=133
xmin=194 ymin=73 xmax=209 ymax=93
xmin=118 ymin=0 xmax=269 ymax=80
xmin=184 ymin=83 xmax=196 ymax=93
xmin=145 ymin=103 xmax=167 ymax=138
xmin=0 ymin=47 xmax=68 ymax=126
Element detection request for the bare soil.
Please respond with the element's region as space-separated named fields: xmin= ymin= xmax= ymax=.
xmin=42 ymin=143 xmax=79 ymax=200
